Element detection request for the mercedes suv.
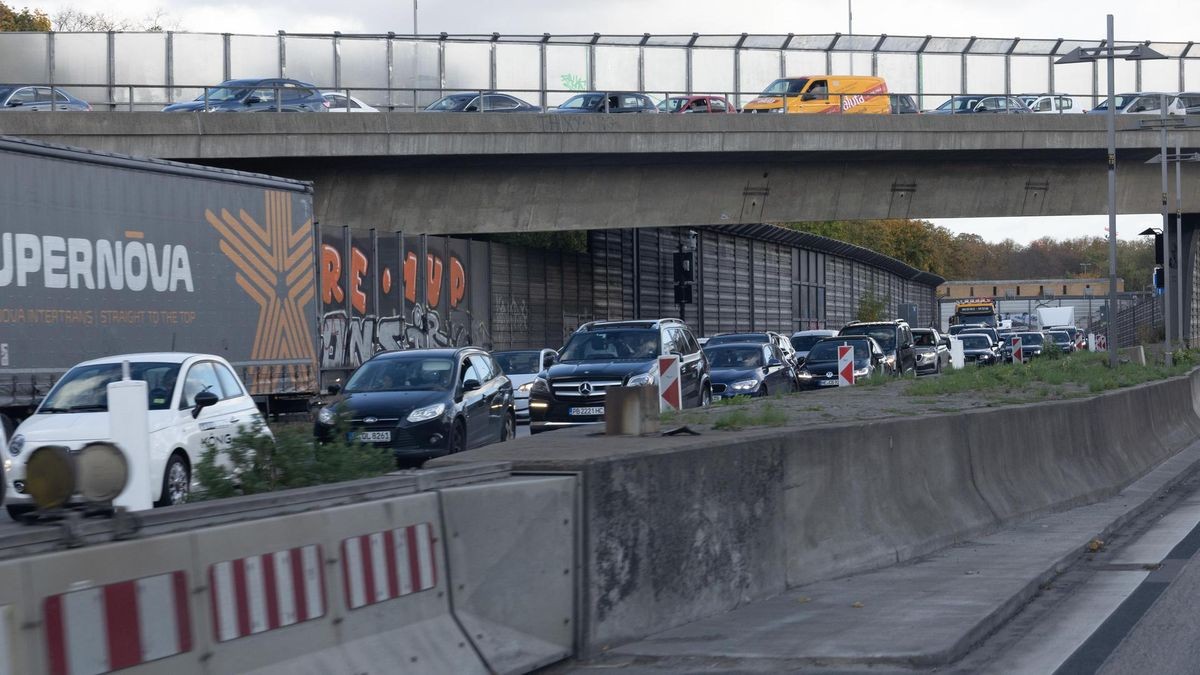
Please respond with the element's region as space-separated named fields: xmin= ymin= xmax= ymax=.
xmin=529 ymin=319 xmax=711 ymax=434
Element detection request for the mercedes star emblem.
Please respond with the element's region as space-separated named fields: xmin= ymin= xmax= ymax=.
xmin=579 ymin=382 xmax=593 ymax=396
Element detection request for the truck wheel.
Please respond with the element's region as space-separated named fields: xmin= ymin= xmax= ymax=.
xmin=155 ymin=453 xmax=190 ymax=507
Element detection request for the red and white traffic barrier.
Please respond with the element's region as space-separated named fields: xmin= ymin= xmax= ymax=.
xmin=43 ymin=571 xmax=191 ymax=675
xmin=208 ymin=544 xmax=326 ymax=643
xmin=341 ymin=523 xmax=437 ymax=610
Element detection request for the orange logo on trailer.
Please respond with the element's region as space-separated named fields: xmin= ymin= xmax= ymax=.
xmin=206 ymin=191 xmax=316 ymax=393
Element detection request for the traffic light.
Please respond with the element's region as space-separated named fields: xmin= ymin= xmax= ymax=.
xmin=673 ymin=250 xmax=695 ymax=284
xmin=674 ymin=283 xmax=693 ymax=305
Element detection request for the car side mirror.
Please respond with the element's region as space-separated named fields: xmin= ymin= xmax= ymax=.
xmin=244 ymin=96 xmax=261 ymax=105
xmin=543 ymin=354 xmax=558 ymax=368
xmin=463 ymin=379 xmax=482 ymax=392
xmin=6 ymin=100 xmax=22 ymax=107
xmin=327 ymin=383 xmax=341 ymax=395
xmin=192 ymin=390 xmax=220 ymax=418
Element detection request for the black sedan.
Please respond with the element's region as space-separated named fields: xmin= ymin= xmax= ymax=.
xmin=0 ymin=85 xmax=91 ymax=111
xmin=423 ymin=92 xmax=541 ymax=113
xmin=704 ymin=343 xmax=794 ymax=400
xmin=796 ymin=337 xmax=885 ymax=390
xmin=958 ymin=333 xmax=1001 ymax=366
xmin=314 ymin=347 xmax=515 ymax=466
xmin=162 ymin=78 xmax=328 ymax=113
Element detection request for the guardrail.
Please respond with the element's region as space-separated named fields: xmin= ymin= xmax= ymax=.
xmin=6 ymin=84 xmax=1114 ymax=113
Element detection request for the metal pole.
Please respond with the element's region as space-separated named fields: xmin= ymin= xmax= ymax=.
xmin=1105 ymin=14 xmax=1119 ymax=367
xmin=413 ymin=0 xmax=418 ymax=36
xmin=847 ymin=0 xmax=853 ymax=75
xmin=1176 ymin=142 xmax=1186 ymax=346
xmin=1160 ymin=94 xmax=1172 ymax=363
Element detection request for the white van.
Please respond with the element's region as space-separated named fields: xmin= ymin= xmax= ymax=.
xmin=4 ymin=353 xmax=268 ymax=518
xmin=1018 ymin=94 xmax=1080 ymax=114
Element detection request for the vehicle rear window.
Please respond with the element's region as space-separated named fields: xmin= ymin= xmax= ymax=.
xmin=493 ymin=351 xmax=542 ymax=374
xmin=705 ymin=346 xmax=764 ymax=369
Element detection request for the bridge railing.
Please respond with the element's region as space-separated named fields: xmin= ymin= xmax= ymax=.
xmin=3 ymin=82 xmax=1122 ymax=114
xmin=2 ymin=30 xmax=1198 ymax=113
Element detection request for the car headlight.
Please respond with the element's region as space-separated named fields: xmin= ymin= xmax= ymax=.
xmin=9 ymin=434 xmax=24 ymax=457
xmin=317 ymin=407 xmax=336 ymax=425
xmin=626 ymin=367 xmax=657 ymax=388
xmin=530 ymin=377 xmax=550 ymax=395
xmin=518 ymin=381 xmax=535 ymax=393
xmin=730 ymin=379 xmax=759 ymax=391
xmin=407 ymin=403 xmax=446 ymax=423
xmin=796 ymin=370 xmax=813 ymax=380
xmin=854 ymin=366 xmax=871 ymax=377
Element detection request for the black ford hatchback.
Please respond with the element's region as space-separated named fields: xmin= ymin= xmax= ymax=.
xmin=314 ymin=347 xmax=515 ymax=465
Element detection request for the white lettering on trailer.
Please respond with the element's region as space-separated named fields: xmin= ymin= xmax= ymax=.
xmin=0 ymin=232 xmax=194 ymax=293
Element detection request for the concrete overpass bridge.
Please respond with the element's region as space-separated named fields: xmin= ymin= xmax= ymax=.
xmin=3 ymin=113 xmax=1200 ymax=236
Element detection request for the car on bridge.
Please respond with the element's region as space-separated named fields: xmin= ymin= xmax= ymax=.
xmin=315 ymin=347 xmax=516 ymax=465
xmin=423 ymin=91 xmax=541 ymax=113
xmin=927 ymin=95 xmax=1032 ymax=114
xmin=742 ymin=75 xmax=890 ymax=114
xmin=528 ymin=318 xmax=710 ymax=434
xmin=322 ymin=91 xmax=379 ymax=112
xmin=0 ymin=85 xmax=92 ymax=112
xmin=890 ymin=94 xmax=919 ymax=114
xmin=162 ymin=78 xmax=328 ymax=113
xmin=550 ymin=92 xmax=659 ymax=114
xmin=1018 ymin=93 xmax=1080 ymax=114
xmin=657 ymin=95 xmax=736 ymax=113
xmin=705 ymin=342 xmax=794 ymax=399
xmin=4 ymin=352 xmax=270 ymax=518
xmin=1086 ymin=92 xmax=1186 ymax=115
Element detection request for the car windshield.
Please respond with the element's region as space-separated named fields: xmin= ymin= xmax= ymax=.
xmin=708 ymin=333 xmax=769 ymax=346
xmin=790 ymin=335 xmax=829 ymax=352
xmin=1019 ymin=333 xmax=1045 ymax=346
xmin=425 ymin=95 xmax=474 ymax=111
xmin=960 ymin=335 xmax=992 ymax=349
xmin=493 ymin=351 xmax=542 ymax=374
xmin=839 ymin=325 xmax=896 ymax=351
xmin=659 ymin=98 xmax=688 ymax=112
xmin=559 ymin=94 xmax=604 ymax=109
xmin=963 ymin=329 xmax=996 ymax=340
xmin=762 ymin=78 xmax=808 ymax=95
xmin=195 ymin=86 xmax=250 ymax=102
xmin=913 ymin=332 xmax=937 ymax=347
xmin=1049 ymin=332 xmax=1071 ymax=342
xmin=938 ymin=97 xmax=977 ymax=111
xmin=344 ymin=357 xmax=455 ymax=392
xmin=705 ymin=346 xmax=764 ymax=369
xmin=560 ymin=329 xmax=659 ymax=361
xmin=807 ymin=341 xmax=870 ymax=363
xmin=40 ymin=362 xmax=181 ymax=413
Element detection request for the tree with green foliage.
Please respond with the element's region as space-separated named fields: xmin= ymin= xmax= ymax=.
xmin=0 ymin=2 xmax=50 ymax=31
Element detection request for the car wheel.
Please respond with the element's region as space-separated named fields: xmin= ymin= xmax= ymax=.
xmin=700 ymin=385 xmax=712 ymax=408
xmin=448 ymin=420 xmax=467 ymax=454
xmin=500 ymin=412 xmax=516 ymax=442
xmin=6 ymin=504 xmax=33 ymax=521
xmin=155 ymin=453 xmax=190 ymax=508
xmin=760 ymin=384 xmax=768 ymax=398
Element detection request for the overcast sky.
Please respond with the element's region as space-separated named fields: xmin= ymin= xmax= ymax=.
xmin=32 ymin=0 xmax=1190 ymax=243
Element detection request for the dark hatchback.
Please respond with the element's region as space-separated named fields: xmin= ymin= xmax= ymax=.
xmin=162 ymin=78 xmax=328 ymax=113
xmin=958 ymin=333 xmax=1000 ymax=366
xmin=423 ymin=92 xmax=542 ymax=113
xmin=797 ymin=337 xmax=884 ymax=390
xmin=705 ymin=342 xmax=794 ymax=399
xmin=314 ymin=348 xmax=515 ymax=465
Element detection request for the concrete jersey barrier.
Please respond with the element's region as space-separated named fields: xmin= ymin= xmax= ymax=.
xmin=431 ymin=368 xmax=1200 ymax=657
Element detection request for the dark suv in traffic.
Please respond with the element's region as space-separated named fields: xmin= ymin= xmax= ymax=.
xmin=838 ymin=320 xmax=917 ymax=376
xmin=529 ymin=319 xmax=710 ymax=434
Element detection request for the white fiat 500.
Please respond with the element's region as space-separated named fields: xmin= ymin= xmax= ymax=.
xmin=4 ymin=353 xmax=268 ymax=518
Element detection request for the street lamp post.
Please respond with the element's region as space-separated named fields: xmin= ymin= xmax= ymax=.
xmin=1056 ymin=15 xmax=1167 ymax=367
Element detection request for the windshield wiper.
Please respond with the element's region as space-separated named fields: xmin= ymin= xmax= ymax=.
xmin=66 ymin=404 xmax=108 ymax=412
xmin=38 ymin=406 xmax=69 ymax=414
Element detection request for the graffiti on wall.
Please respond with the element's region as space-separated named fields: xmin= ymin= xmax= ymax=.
xmin=319 ymin=235 xmax=490 ymax=371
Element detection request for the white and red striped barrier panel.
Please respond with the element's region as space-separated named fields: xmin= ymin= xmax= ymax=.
xmin=341 ymin=523 xmax=437 ymax=610
xmin=208 ymin=544 xmax=326 ymax=643
xmin=657 ymin=355 xmax=682 ymax=412
xmin=837 ymin=345 xmax=855 ymax=386
xmin=43 ymin=571 xmax=191 ymax=675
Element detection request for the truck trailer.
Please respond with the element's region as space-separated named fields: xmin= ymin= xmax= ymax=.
xmin=0 ymin=136 xmax=318 ymax=425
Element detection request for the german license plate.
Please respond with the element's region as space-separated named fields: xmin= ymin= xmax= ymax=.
xmin=569 ymin=406 xmax=604 ymax=416
xmin=355 ymin=431 xmax=391 ymax=442
xmin=819 ymin=380 xmax=839 ymax=387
